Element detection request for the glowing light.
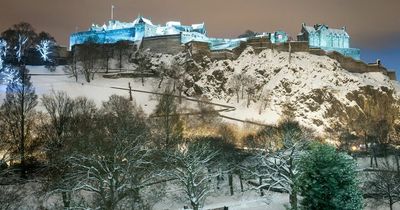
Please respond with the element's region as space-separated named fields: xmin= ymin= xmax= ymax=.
xmin=36 ymin=40 xmax=53 ymax=62
xmin=0 ymin=39 xmax=7 ymax=69
xmin=351 ymin=146 xmax=357 ymax=151
xmin=0 ymin=66 xmax=17 ymax=85
xmin=15 ymin=35 xmax=28 ymax=63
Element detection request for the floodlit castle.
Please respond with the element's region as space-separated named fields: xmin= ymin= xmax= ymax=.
xmin=69 ymin=16 xmax=360 ymax=60
xmin=71 ymin=16 xmax=246 ymax=51
xmin=69 ymin=16 xmax=290 ymax=51
xmin=297 ymin=23 xmax=360 ymax=60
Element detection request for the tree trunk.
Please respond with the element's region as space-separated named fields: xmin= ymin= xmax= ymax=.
xmin=259 ymin=177 xmax=264 ymax=196
xmin=289 ymin=189 xmax=298 ymax=210
xmin=20 ymin=68 xmax=26 ymax=179
xmin=229 ymin=173 xmax=233 ymax=196
xmin=141 ymin=69 xmax=145 ymax=86
xmin=247 ymin=93 xmax=251 ymax=108
xmin=179 ymin=90 xmax=182 ymax=104
xmin=106 ymin=56 xmax=109 ymax=73
xmin=374 ymin=149 xmax=378 ymax=167
xmin=61 ymin=191 xmax=71 ymax=208
xmin=119 ymin=50 xmax=122 ymax=71
xmin=370 ymin=153 xmax=373 ymax=168
xmin=236 ymin=91 xmax=239 ymax=103
xmin=239 ymin=173 xmax=244 ymax=192
xmin=191 ymin=201 xmax=199 ymax=210
xmin=241 ymin=85 xmax=244 ymax=99
xmin=158 ymin=76 xmax=163 ymax=88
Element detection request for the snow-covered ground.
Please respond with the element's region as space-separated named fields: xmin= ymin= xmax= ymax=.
xmin=1 ymin=49 xmax=400 ymax=209
xmin=2 ymin=47 xmax=399 ymax=134
xmin=195 ymin=47 xmax=400 ymax=133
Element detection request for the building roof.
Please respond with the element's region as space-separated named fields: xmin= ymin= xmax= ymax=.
xmin=132 ymin=16 xmax=154 ymax=26
xmin=302 ymin=23 xmax=349 ymax=37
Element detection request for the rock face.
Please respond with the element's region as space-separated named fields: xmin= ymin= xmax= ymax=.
xmin=149 ymin=47 xmax=400 ymax=133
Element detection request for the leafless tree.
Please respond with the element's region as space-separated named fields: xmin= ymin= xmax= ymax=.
xmin=51 ymin=95 xmax=155 ymax=209
xmin=1 ymin=66 xmax=38 ymax=178
xmin=258 ymin=90 xmax=272 ymax=115
xmin=157 ymin=62 xmax=168 ymax=88
xmin=169 ymin=57 xmax=187 ymax=103
xmin=164 ymin=140 xmax=220 ymax=210
xmin=365 ymin=160 xmax=400 ymax=210
xmin=67 ymin=135 xmax=155 ymax=209
xmin=230 ymin=74 xmax=242 ymax=103
xmin=243 ymin=120 xmax=309 ymax=210
xmin=151 ymin=87 xmax=183 ymax=149
xmin=115 ymin=41 xmax=130 ymax=71
xmin=76 ymin=41 xmax=98 ymax=83
xmin=102 ymin=44 xmax=113 ymax=73
xmin=135 ymin=49 xmax=152 ymax=86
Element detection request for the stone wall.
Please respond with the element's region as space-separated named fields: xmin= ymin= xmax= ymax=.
xmin=311 ymin=50 xmax=397 ymax=80
xmin=141 ymin=34 xmax=184 ymax=55
xmin=210 ymin=50 xmax=236 ymax=60
xmin=186 ymin=41 xmax=211 ymax=60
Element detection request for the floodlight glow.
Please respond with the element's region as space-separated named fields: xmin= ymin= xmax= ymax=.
xmin=36 ymin=40 xmax=53 ymax=62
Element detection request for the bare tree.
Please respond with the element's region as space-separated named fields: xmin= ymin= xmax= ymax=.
xmin=157 ymin=62 xmax=168 ymax=88
xmin=42 ymin=96 xmax=97 ymax=208
xmin=76 ymin=41 xmax=98 ymax=83
xmin=243 ymin=120 xmax=309 ymax=210
xmin=1 ymin=66 xmax=38 ymax=178
xmin=1 ymin=22 xmax=37 ymax=63
xmin=169 ymin=57 xmax=187 ymax=103
xmin=115 ymin=41 xmax=130 ymax=71
xmin=68 ymin=135 xmax=155 ymax=209
xmin=135 ymin=49 xmax=152 ymax=86
xmin=230 ymin=74 xmax=242 ymax=103
xmin=365 ymin=160 xmax=400 ymax=210
xmin=258 ymin=90 xmax=272 ymax=115
xmin=50 ymin=95 xmax=155 ymax=209
xmin=41 ymin=90 xmax=75 ymax=142
xmin=63 ymin=63 xmax=79 ymax=82
xmin=164 ymin=140 xmax=220 ymax=210
xmin=102 ymin=44 xmax=113 ymax=73
xmin=151 ymin=87 xmax=183 ymax=149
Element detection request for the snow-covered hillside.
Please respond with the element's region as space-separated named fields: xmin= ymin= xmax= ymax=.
xmin=193 ymin=47 xmax=400 ymax=133
xmin=1 ymin=47 xmax=399 ymax=134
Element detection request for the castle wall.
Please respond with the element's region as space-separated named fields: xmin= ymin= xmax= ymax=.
xmin=310 ymin=50 xmax=397 ymax=79
xmin=387 ymin=71 xmax=397 ymax=80
xmin=210 ymin=50 xmax=236 ymax=60
xmin=141 ymin=34 xmax=184 ymax=55
xmin=186 ymin=41 xmax=211 ymax=60
xmin=70 ymin=27 xmax=136 ymax=49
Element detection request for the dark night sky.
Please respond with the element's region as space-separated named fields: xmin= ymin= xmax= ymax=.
xmin=1 ymin=0 xmax=399 ymax=77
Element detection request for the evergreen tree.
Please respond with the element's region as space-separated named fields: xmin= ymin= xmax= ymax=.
xmin=1 ymin=66 xmax=38 ymax=178
xmin=297 ymin=143 xmax=363 ymax=210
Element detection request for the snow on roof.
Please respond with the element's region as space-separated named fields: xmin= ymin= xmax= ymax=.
xmin=166 ymin=21 xmax=181 ymax=27
xmin=303 ymin=24 xmax=349 ymax=36
xmin=191 ymin=23 xmax=205 ymax=30
xmin=90 ymin=20 xmax=136 ymax=31
xmin=133 ymin=16 xmax=154 ymax=26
